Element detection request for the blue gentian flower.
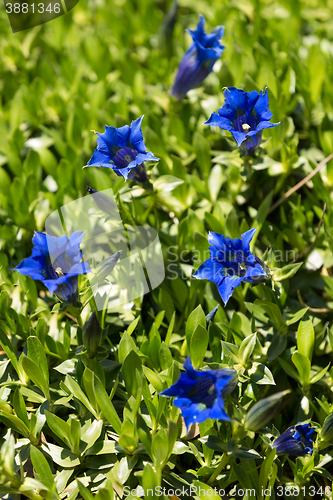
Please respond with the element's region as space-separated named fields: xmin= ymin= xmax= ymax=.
xmin=205 ymin=87 xmax=279 ymax=155
xmin=193 ymin=228 xmax=269 ymax=305
xmin=206 ymin=304 xmax=220 ymax=327
xmin=273 ymin=423 xmax=315 ymax=456
xmin=14 ymin=231 xmax=91 ymax=305
xmin=160 ymin=356 xmax=237 ymax=430
xmin=171 ymin=15 xmax=225 ymax=100
xmin=84 ymin=116 xmax=159 ymax=181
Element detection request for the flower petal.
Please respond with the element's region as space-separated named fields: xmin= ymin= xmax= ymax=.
xmin=129 ymin=116 xmax=146 ymax=152
xmin=241 ymin=227 xmax=257 ymax=254
xmin=193 ymin=259 xmax=223 ymax=283
xmin=253 ymin=89 xmax=272 ymax=121
xmin=205 ymin=112 xmax=234 ymax=131
xmin=218 ymin=275 xmax=244 ymax=305
xmin=86 ymin=149 xmax=113 ymax=168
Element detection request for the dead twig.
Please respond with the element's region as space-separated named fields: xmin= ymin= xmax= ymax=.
xmin=268 ymin=153 xmax=333 ymax=214
xmin=297 ymin=289 xmax=330 ymax=314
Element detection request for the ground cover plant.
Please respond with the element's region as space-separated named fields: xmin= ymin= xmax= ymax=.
xmin=1 ymin=0 xmax=333 ymax=498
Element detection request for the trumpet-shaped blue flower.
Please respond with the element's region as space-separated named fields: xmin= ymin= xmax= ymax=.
xmin=14 ymin=231 xmax=91 ymax=305
xmin=205 ymin=87 xmax=279 ymax=155
xmin=160 ymin=356 xmax=237 ymax=430
xmin=273 ymin=423 xmax=315 ymax=456
xmin=193 ymin=228 xmax=269 ymax=305
xmin=85 ymin=116 xmax=159 ymax=181
xmin=171 ymin=15 xmax=225 ymax=100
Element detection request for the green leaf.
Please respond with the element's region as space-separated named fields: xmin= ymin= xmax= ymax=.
xmin=278 ymin=357 xmax=301 ymax=383
xmin=310 ymin=363 xmax=330 ymax=385
xmin=152 ymin=432 xmax=168 ymax=465
xmin=82 ymin=368 xmax=98 ymax=412
xmin=95 ymin=480 xmax=114 ymax=500
xmin=165 ymin=311 xmax=175 ymax=346
xmin=238 ymin=333 xmax=257 ymax=365
xmin=27 ymin=336 xmax=49 ymax=385
xmin=30 ymin=445 xmax=54 ymax=490
xmin=297 ymin=317 xmax=314 ymax=360
xmin=186 ymin=305 xmax=206 ymax=352
xmin=285 ymin=307 xmax=308 ymax=326
xmin=198 ymin=435 xmax=226 ymax=452
xmin=77 ymin=480 xmax=95 ymax=500
xmin=143 ymin=365 xmax=164 ymax=393
xmin=13 ymin=388 xmax=29 ymax=428
xmin=126 ymin=316 xmax=140 ymax=336
xmin=230 ymin=447 xmax=262 ymax=459
xmin=209 ymin=322 xmax=222 ymax=363
xmin=205 ymin=211 xmax=224 ymax=233
xmin=254 ymin=300 xmax=283 ymax=329
xmin=272 ymin=262 xmax=303 ymax=282
xmin=21 ymin=353 xmax=50 ymax=401
xmin=154 ymin=175 xmax=184 ymax=192
xmin=0 ymin=410 xmax=30 ymax=436
xmin=292 ymin=352 xmax=311 ymax=386
xmin=142 ymin=463 xmax=159 ymax=500
xmin=45 ymin=411 xmax=73 ymax=450
xmin=190 ymin=324 xmax=209 ymax=369
xmin=193 ymin=132 xmax=211 ymax=177
xmin=122 ymin=350 xmax=143 ymax=396
xmin=267 ymin=332 xmax=287 ymax=361
xmin=85 ymin=439 xmax=116 ymax=456
xmin=41 ymin=443 xmax=80 ymax=467
xmin=159 ymin=342 xmax=173 ymax=370
xmin=63 ymin=375 xmax=98 ymax=418
xmin=93 ymin=373 xmax=122 ymax=435
xmin=0 ymin=324 xmax=22 ymax=380
xmin=248 ymin=363 xmax=275 ymax=385
xmin=118 ymin=332 xmax=137 ymax=363
xmin=192 ymin=481 xmax=223 ymax=500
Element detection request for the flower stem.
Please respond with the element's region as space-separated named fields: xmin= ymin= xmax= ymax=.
xmin=207 ymin=453 xmax=229 ymax=485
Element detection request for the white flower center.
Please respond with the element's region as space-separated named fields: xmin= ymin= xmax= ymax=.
xmin=242 ymin=123 xmax=251 ymax=133
xmin=55 ymin=267 xmax=64 ymax=277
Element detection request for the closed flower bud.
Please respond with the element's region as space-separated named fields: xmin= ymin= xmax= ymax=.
xmin=206 ymin=304 xmax=219 ymax=327
xmin=90 ymin=250 xmax=122 ymax=286
xmin=321 ymin=413 xmax=333 ymax=442
xmin=158 ymin=0 xmax=178 ymax=55
xmin=273 ymin=423 xmax=315 ymax=456
xmin=245 ymin=390 xmax=290 ymax=431
xmin=83 ymin=310 xmax=103 ymax=356
xmin=171 ymin=15 xmax=225 ymax=100
xmin=86 ymin=186 xmax=120 ymax=219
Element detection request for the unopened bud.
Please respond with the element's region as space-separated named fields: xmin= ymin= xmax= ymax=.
xmin=82 ymin=310 xmax=102 ymax=356
xmin=206 ymin=304 xmax=219 ymax=327
xmin=321 ymin=413 xmax=333 ymax=442
xmin=245 ymin=390 xmax=290 ymax=431
xmin=90 ymin=250 xmax=122 ymax=286
xmin=86 ymin=186 xmax=119 ymax=218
